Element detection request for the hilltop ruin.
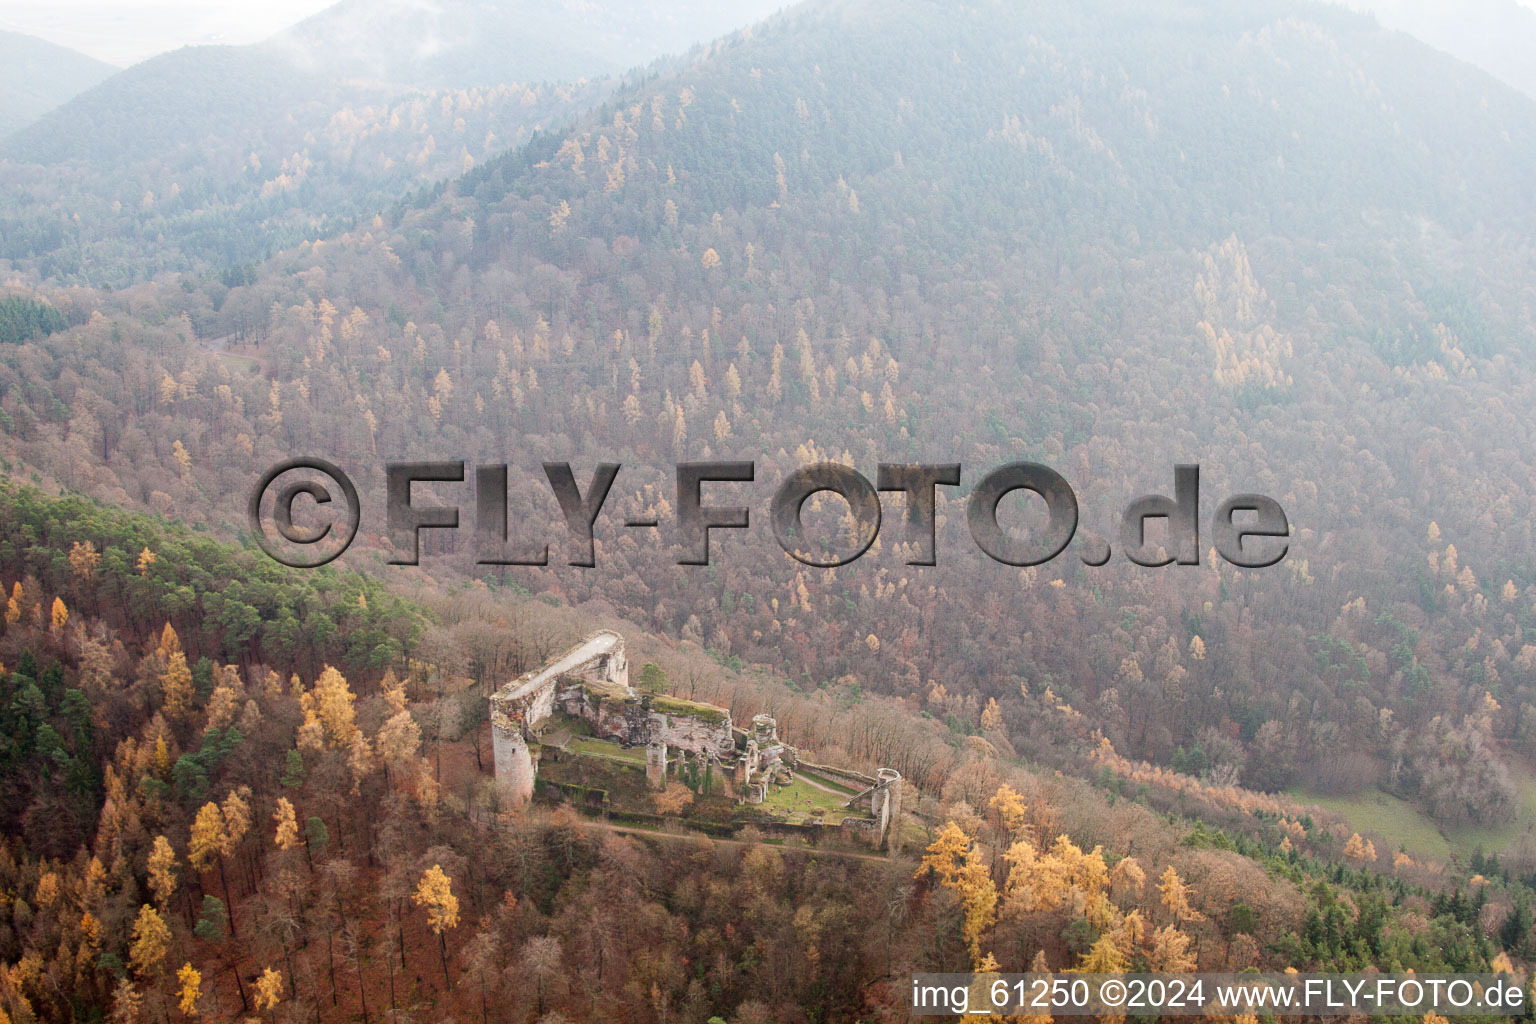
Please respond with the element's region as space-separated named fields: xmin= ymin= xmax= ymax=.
xmin=489 ymin=631 xmax=901 ymax=848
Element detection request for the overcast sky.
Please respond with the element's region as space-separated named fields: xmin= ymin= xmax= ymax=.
xmin=0 ymin=0 xmax=337 ymax=66
xmin=4 ymin=0 xmax=1536 ymax=69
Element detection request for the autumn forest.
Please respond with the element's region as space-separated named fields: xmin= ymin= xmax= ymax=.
xmin=3 ymin=0 xmax=1536 ymax=1021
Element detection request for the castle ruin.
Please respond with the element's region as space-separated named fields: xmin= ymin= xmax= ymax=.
xmin=489 ymin=631 xmax=902 ymax=848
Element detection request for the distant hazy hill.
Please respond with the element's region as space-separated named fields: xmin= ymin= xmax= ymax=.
xmin=0 ymin=0 xmax=784 ymax=281
xmin=0 ymin=31 xmax=116 ymax=140
xmin=2 ymin=44 xmax=326 ymax=166
xmin=270 ymin=0 xmax=786 ymax=89
xmin=3 ymin=0 xmax=783 ymax=169
xmin=1343 ymin=0 xmax=1536 ymax=99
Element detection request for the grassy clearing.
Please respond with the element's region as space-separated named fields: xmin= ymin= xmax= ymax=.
xmin=218 ymin=352 xmax=262 ymax=375
xmin=568 ymin=736 xmax=647 ymax=765
xmin=1294 ymin=761 xmax=1536 ymax=864
xmin=650 ymin=694 xmax=728 ymax=723
xmin=1293 ymin=787 xmax=1453 ymax=863
xmin=580 ymin=678 xmax=631 ymax=701
xmin=797 ymin=768 xmax=859 ymax=796
xmin=760 ymin=776 xmax=852 ymax=823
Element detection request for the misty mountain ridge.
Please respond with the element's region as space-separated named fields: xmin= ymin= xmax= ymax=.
xmin=0 ymin=30 xmax=117 ymax=140
xmin=0 ymin=0 xmax=785 ymax=282
xmin=1341 ymin=0 xmax=1536 ymax=99
xmin=269 ymin=0 xmax=787 ymax=90
xmin=3 ymin=0 xmax=783 ymax=168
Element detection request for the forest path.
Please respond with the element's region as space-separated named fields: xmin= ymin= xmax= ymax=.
xmin=794 ymin=772 xmax=855 ymax=800
xmin=466 ymin=805 xmax=900 ymax=863
xmin=594 ymin=821 xmax=899 ymax=863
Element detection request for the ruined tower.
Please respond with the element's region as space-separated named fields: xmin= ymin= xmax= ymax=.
xmin=489 ymin=629 xmax=740 ymax=806
xmin=871 ymin=768 xmax=902 ymax=849
xmin=490 ymin=630 xmax=627 ymax=808
xmin=492 ymin=727 xmax=536 ymax=807
xmin=645 ymin=738 xmax=669 ymax=790
xmin=751 ymin=713 xmax=778 ymax=745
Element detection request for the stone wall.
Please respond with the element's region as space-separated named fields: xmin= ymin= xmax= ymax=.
xmin=491 ymin=630 xmax=627 ymax=807
xmin=510 ymin=675 xmax=558 ymax=729
xmin=491 ymin=630 xmax=738 ymax=806
xmin=655 ymin=711 xmax=736 ymax=756
xmin=799 ymin=760 xmax=901 ymax=850
xmin=576 ymin=689 xmax=653 ymax=744
xmin=645 ymin=739 xmax=668 ymax=790
xmin=838 ymin=816 xmax=883 ymax=842
xmin=797 ymin=759 xmax=878 ymax=791
xmin=871 ymin=768 xmax=902 ymax=850
xmin=490 ymin=632 xmax=900 ymax=849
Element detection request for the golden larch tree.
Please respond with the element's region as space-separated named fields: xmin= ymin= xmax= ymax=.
xmin=918 ymin=820 xmax=997 ymax=965
xmin=980 ymin=697 xmax=1003 ymax=731
xmin=189 ymin=801 xmax=238 ymax=938
xmin=1109 ymin=856 xmax=1145 ymax=902
xmin=220 ymin=788 xmax=251 ymax=856
xmin=987 ymin=783 xmax=1028 ymax=840
xmin=272 ymin=798 xmax=300 ymax=851
xmin=1343 ymin=832 xmax=1377 ymax=864
xmin=1078 ymin=931 xmax=1128 ymax=973
xmin=254 ymin=967 xmax=284 ymax=1011
xmin=916 ymin=821 xmax=970 ymax=887
xmin=955 ymin=843 xmax=999 ymax=964
xmin=35 ymin=871 xmax=59 ymax=909
xmin=147 ymin=836 xmax=178 ymax=909
xmin=160 ymin=651 xmax=194 ymax=718
xmin=1149 ymin=924 xmax=1197 ymax=972
xmin=172 ymin=440 xmax=192 ymax=478
xmin=414 ymin=864 xmax=461 ymax=984
xmin=128 ymin=905 xmax=170 ymax=979
xmin=176 ymin=964 xmax=201 ymax=1016
xmin=301 ymin=666 xmax=361 ymax=749
xmin=69 ymin=541 xmax=101 ymax=578
xmin=1157 ymin=865 xmax=1204 ymax=923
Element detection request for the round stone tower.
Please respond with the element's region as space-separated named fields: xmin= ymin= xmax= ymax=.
xmin=493 ymin=726 xmax=536 ymax=808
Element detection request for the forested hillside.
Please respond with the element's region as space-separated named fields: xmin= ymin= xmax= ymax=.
xmin=4 ymin=0 xmax=1536 ymax=849
xmin=4 ymin=4 xmax=1536 ymax=1018
xmin=0 ymin=50 xmax=611 ymax=283
xmin=0 ymin=484 xmax=1522 ymax=1024
xmin=0 ymin=0 xmax=778 ymax=283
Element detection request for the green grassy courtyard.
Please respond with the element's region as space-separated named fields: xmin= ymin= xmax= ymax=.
xmin=759 ymin=776 xmax=854 ymax=823
xmin=566 ymin=736 xmax=648 ymax=765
